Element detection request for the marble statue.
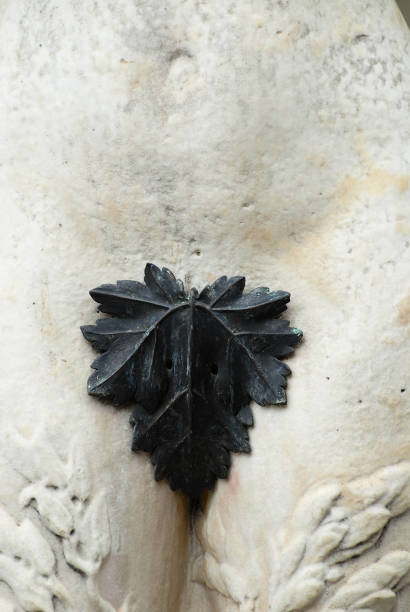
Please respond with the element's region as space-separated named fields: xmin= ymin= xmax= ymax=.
xmin=0 ymin=0 xmax=409 ymax=610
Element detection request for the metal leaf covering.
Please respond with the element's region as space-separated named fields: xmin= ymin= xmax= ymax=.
xmin=81 ymin=264 xmax=302 ymax=503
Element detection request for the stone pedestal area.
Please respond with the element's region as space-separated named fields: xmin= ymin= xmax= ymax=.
xmin=0 ymin=1 xmax=409 ymax=610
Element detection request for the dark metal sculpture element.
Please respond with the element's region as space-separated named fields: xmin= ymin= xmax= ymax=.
xmin=81 ymin=264 xmax=302 ymax=503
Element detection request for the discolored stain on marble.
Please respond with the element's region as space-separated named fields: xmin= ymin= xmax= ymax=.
xmin=397 ymin=293 xmax=410 ymax=328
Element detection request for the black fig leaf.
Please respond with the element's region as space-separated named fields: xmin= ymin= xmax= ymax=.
xmin=81 ymin=263 xmax=302 ymax=502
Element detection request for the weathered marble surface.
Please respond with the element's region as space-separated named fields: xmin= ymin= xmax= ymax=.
xmin=0 ymin=0 xmax=409 ymax=610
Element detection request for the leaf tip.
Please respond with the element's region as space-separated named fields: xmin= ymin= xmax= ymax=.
xmin=80 ymin=325 xmax=90 ymax=338
xmin=243 ymin=441 xmax=251 ymax=453
xmin=144 ymin=261 xmax=159 ymax=277
xmin=89 ymin=288 xmax=99 ymax=301
xmin=276 ymin=395 xmax=287 ymax=406
xmin=87 ymin=379 xmax=99 ymax=395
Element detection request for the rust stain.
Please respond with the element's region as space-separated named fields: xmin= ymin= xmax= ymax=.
xmin=378 ymin=393 xmax=403 ymax=410
xmin=378 ymin=394 xmax=407 ymax=428
xmin=60 ymin=185 xmax=145 ymax=254
xmin=308 ymin=153 xmax=327 ymax=167
xmin=382 ymin=333 xmax=400 ymax=346
xmin=312 ymin=38 xmax=326 ymax=58
xmin=279 ymin=154 xmax=409 ymax=302
xmin=17 ymin=425 xmax=33 ymax=439
xmin=215 ymin=137 xmax=409 ymax=304
xmin=336 ymin=168 xmax=408 ymax=203
xmin=125 ymin=58 xmax=158 ymax=91
xmin=40 ymin=286 xmax=54 ymax=338
xmin=241 ymin=220 xmax=275 ymax=247
xmin=395 ymin=212 xmax=410 ymax=235
xmin=397 ymin=294 xmax=410 ymax=328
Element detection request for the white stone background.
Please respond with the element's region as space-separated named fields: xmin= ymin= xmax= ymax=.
xmin=0 ymin=1 xmax=409 ymax=611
